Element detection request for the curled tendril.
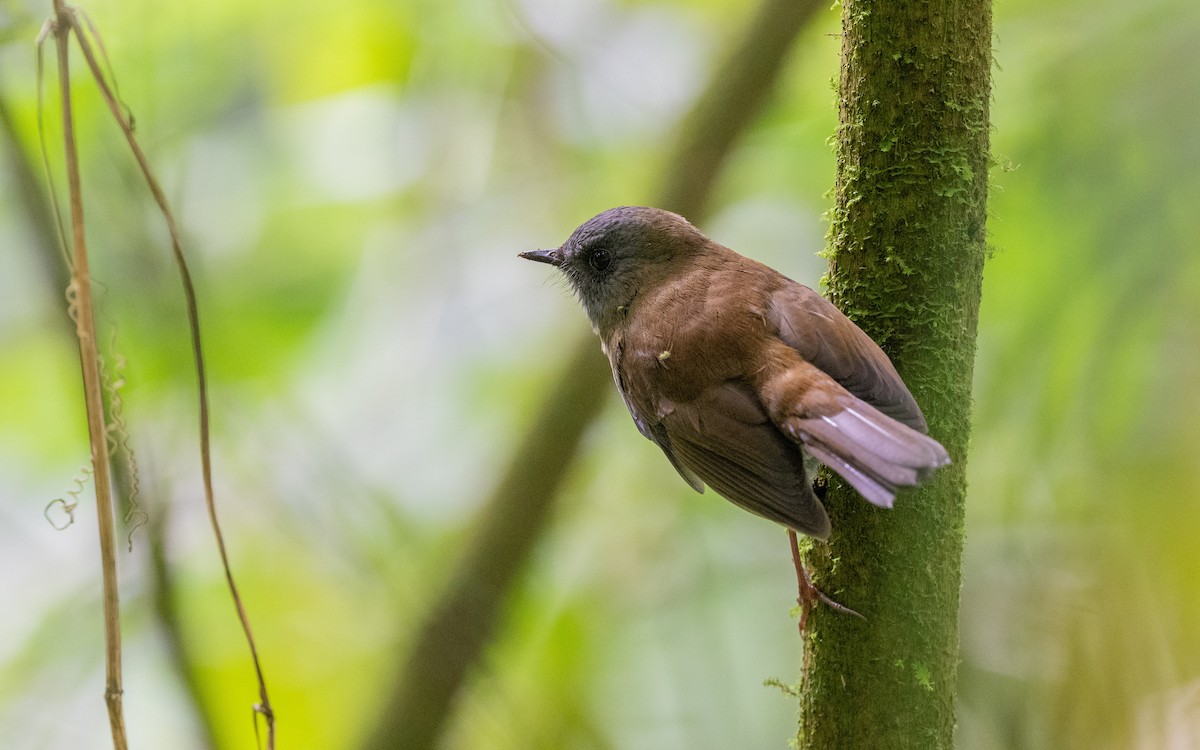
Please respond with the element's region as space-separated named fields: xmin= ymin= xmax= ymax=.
xmin=45 ymin=464 xmax=93 ymax=530
xmin=99 ymin=334 xmax=146 ymax=549
xmin=65 ymin=278 xmax=82 ymax=333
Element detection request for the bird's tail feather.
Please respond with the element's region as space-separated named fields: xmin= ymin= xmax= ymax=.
xmin=786 ymin=398 xmax=950 ymax=508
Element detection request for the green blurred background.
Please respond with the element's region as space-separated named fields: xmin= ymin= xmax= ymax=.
xmin=1 ymin=0 xmax=1197 ymax=747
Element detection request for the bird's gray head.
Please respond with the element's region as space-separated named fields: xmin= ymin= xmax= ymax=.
xmin=519 ymin=206 xmax=705 ymax=333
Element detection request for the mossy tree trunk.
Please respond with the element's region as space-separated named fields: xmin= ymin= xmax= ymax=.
xmin=797 ymin=0 xmax=991 ymax=747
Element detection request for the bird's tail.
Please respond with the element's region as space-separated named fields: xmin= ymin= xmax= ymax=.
xmin=784 ymin=398 xmax=950 ymax=508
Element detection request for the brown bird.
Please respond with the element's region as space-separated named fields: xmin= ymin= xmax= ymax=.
xmin=520 ymin=206 xmax=949 ymax=626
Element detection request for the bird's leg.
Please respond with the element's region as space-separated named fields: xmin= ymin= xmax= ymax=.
xmin=788 ymin=529 xmax=865 ymax=631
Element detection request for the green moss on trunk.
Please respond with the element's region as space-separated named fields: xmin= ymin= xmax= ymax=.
xmin=797 ymin=0 xmax=990 ymax=747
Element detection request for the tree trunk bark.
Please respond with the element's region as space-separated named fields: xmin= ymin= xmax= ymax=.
xmin=797 ymin=0 xmax=991 ymax=747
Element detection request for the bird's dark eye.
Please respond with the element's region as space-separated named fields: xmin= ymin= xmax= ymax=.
xmin=587 ymin=247 xmax=611 ymax=272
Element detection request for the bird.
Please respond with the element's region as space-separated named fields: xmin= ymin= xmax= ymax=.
xmin=519 ymin=206 xmax=950 ymax=627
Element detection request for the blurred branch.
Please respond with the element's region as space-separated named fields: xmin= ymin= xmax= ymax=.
xmin=363 ymin=344 xmax=612 ymax=750
xmin=146 ymin=500 xmax=222 ymax=750
xmin=108 ymin=439 xmax=220 ymax=749
xmin=657 ymin=0 xmax=825 ymax=219
xmin=361 ymin=1 xmax=824 ymax=748
xmin=0 ymin=93 xmax=72 ymax=328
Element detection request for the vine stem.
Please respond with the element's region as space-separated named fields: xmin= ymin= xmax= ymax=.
xmin=43 ymin=1 xmax=276 ymax=744
xmin=49 ymin=0 xmax=128 ymax=746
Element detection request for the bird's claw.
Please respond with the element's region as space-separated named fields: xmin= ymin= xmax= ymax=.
xmin=788 ymin=529 xmax=865 ymax=632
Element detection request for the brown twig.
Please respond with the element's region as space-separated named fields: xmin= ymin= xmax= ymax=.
xmin=43 ymin=2 xmax=128 ymax=746
xmin=61 ymin=9 xmax=276 ymax=746
xmin=37 ymin=2 xmax=276 ymax=745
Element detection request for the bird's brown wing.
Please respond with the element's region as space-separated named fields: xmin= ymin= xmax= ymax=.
xmin=657 ymin=380 xmax=831 ymax=539
xmin=606 ymin=339 xmax=705 ymax=493
xmin=766 ymin=281 xmax=929 ymax=433
xmin=641 ymin=421 xmax=705 ymax=494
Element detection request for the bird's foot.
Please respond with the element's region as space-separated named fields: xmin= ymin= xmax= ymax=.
xmin=788 ymin=529 xmax=865 ymax=632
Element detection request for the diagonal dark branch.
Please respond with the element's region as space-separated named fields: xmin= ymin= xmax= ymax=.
xmin=362 ymin=344 xmax=612 ymax=750
xmin=146 ymin=500 xmax=222 ymax=750
xmin=657 ymin=0 xmax=826 ymax=219
xmin=0 ymin=94 xmax=72 ymax=312
xmin=361 ymin=1 xmax=826 ymax=748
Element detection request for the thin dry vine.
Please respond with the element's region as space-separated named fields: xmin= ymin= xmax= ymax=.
xmin=37 ymin=1 xmax=276 ymax=746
